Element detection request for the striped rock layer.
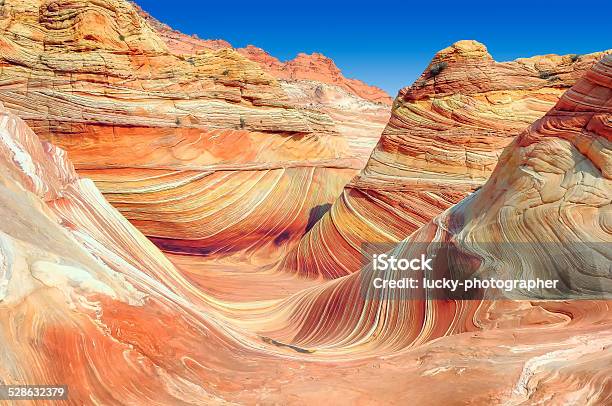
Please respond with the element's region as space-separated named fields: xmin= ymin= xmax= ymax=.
xmin=281 ymin=40 xmax=611 ymax=278
xmin=0 ymin=104 xmax=240 ymax=404
xmin=132 ymin=3 xmax=393 ymax=105
xmin=0 ymin=55 xmax=609 ymax=405
xmin=132 ymin=3 xmax=392 ymax=157
xmin=0 ymin=103 xmax=355 ymax=404
xmin=248 ymin=55 xmax=612 ymax=403
xmin=0 ymin=0 xmax=388 ymax=262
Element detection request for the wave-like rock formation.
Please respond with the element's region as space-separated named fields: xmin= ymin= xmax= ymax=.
xmin=248 ymin=55 xmax=612 ymax=402
xmin=0 ymin=53 xmax=609 ymax=405
xmin=0 ymin=103 xmax=345 ymax=404
xmin=282 ymin=40 xmax=611 ymax=278
xmin=0 ymin=103 xmax=227 ymax=403
xmin=0 ymin=0 xmax=389 ymax=261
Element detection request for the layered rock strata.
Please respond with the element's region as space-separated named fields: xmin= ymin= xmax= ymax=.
xmin=1 ymin=54 xmax=609 ymax=405
xmin=281 ymin=40 xmax=611 ymax=278
xmin=132 ymin=2 xmax=392 ymax=157
xmin=0 ymin=0 xmax=388 ymax=261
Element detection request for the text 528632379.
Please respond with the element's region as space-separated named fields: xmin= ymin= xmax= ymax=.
xmin=0 ymin=385 xmax=68 ymax=400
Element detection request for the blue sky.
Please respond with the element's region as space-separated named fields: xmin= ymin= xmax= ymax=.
xmin=135 ymin=0 xmax=611 ymax=96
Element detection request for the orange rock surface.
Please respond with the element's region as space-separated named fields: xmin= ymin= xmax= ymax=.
xmin=238 ymin=45 xmax=393 ymax=105
xmin=0 ymin=2 xmax=609 ymax=404
xmin=133 ymin=3 xmax=392 ymax=105
xmin=281 ymin=40 xmax=611 ymax=278
xmin=246 ymin=54 xmax=612 ymax=401
xmin=0 ymin=0 xmax=389 ymax=262
xmin=0 ymin=53 xmax=609 ymax=405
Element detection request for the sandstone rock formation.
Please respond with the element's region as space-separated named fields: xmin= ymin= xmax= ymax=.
xmin=0 ymin=104 xmax=227 ymax=403
xmin=0 ymin=3 xmax=609 ymax=405
xmin=0 ymin=0 xmax=388 ymax=262
xmin=132 ymin=2 xmax=391 ymax=157
xmin=132 ymin=3 xmax=392 ymax=105
xmin=245 ymin=54 xmax=612 ymax=403
xmin=0 ymin=103 xmax=352 ymax=404
xmin=0 ymin=53 xmax=609 ymax=406
xmin=238 ymin=45 xmax=393 ymax=105
xmin=281 ymin=40 xmax=611 ymax=278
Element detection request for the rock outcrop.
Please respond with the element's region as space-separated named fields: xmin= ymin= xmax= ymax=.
xmin=281 ymin=40 xmax=611 ymax=278
xmin=247 ymin=55 xmax=612 ymax=403
xmin=267 ymin=53 xmax=612 ymax=343
xmin=238 ymin=45 xmax=393 ymax=105
xmin=0 ymin=0 xmax=389 ymax=261
xmin=132 ymin=2 xmax=392 ymax=105
xmin=1 ymin=53 xmax=608 ymax=405
xmin=0 ymin=2 xmax=609 ymax=404
xmin=131 ymin=2 xmax=391 ymax=156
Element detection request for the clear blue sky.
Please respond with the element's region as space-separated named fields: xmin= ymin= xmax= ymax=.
xmin=135 ymin=0 xmax=611 ymax=96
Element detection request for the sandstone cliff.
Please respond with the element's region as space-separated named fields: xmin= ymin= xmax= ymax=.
xmin=281 ymin=40 xmax=611 ymax=278
xmin=0 ymin=53 xmax=608 ymax=405
xmin=131 ymin=2 xmax=392 ymax=105
xmin=0 ymin=0 xmax=389 ymax=262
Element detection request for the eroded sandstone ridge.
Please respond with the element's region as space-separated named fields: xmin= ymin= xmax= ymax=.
xmin=244 ymin=54 xmax=612 ymax=403
xmin=237 ymin=46 xmax=393 ymax=105
xmin=0 ymin=0 xmax=388 ymax=261
xmin=132 ymin=3 xmax=392 ymax=105
xmin=281 ymin=40 xmax=611 ymax=278
xmin=0 ymin=53 xmax=609 ymax=405
xmin=132 ymin=2 xmax=392 ymax=156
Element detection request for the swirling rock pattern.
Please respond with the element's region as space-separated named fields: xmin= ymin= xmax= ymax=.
xmin=247 ymin=55 xmax=612 ymax=402
xmin=0 ymin=104 xmax=218 ymax=403
xmin=0 ymin=54 xmax=609 ymax=405
xmin=282 ymin=40 xmax=611 ymax=278
xmin=0 ymin=0 xmax=388 ymax=261
xmin=0 ymin=104 xmax=352 ymax=404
